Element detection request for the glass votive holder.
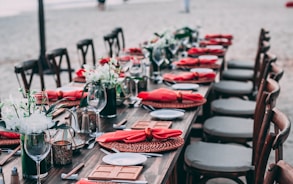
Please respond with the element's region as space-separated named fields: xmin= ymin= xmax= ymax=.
xmin=52 ymin=140 xmax=72 ymax=166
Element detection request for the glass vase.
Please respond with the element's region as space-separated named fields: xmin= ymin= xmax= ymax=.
xmin=100 ymin=87 xmax=117 ymax=118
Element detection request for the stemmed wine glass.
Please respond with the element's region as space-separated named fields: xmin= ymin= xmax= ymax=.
xmin=87 ymin=83 xmax=107 ymax=137
xmin=24 ymin=131 xmax=51 ymax=184
xmin=152 ymin=46 xmax=166 ymax=83
xmin=128 ymin=59 xmax=143 ymax=101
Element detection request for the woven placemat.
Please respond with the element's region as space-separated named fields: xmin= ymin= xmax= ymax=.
xmin=177 ymin=63 xmax=220 ymax=69
xmin=0 ymin=139 xmax=20 ymax=147
xmin=73 ymin=77 xmax=86 ymax=83
xmin=163 ymin=77 xmax=215 ymax=84
xmin=36 ymin=99 xmax=80 ymax=107
xmin=141 ymin=98 xmax=206 ymax=109
xmin=99 ymin=137 xmax=184 ymax=153
xmin=188 ymin=53 xmax=225 ymax=57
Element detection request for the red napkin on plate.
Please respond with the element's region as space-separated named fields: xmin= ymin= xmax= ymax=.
xmin=138 ymin=88 xmax=204 ymax=102
xmin=125 ymin=47 xmax=143 ymax=55
xmin=187 ymin=47 xmax=225 ymax=56
xmin=199 ymin=39 xmax=232 ymax=47
xmin=35 ymin=90 xmax=86 ymax=101
xmin=0 ymin=131 xmax=20 ymax=139
xmin=117 ymin=55 xmax=134 ymax=62
xmin=96 ymin=128 xmax=182 ymax=143
xmin=173 ymin=57 xmax=217 ymax=66
xmin=204 ymin=34 xmax=233 ymax=40
xmin=163 ymin=72 xmax=216 ymax=81
xmin=75 ymin=68 xmax=86 ymax=78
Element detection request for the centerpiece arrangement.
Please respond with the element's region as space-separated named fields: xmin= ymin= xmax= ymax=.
xmin=0 ymin=88 xmax=57 ymax=181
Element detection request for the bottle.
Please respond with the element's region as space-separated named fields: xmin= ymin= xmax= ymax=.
xmin=0 ymin=167 xmax=5 ymax=184
xmin=10 ymin=167 xmax=20 ymax=184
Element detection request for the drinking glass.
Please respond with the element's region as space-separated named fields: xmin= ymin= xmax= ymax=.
xmin=128 ymin=60 xmax=143 ymax=101
xmin=24 ymin=131 xmax=51 ymax=184
xmin=152 ymin=46 xmax=166 ymax=83
xmin=87 ymin=83 xmax=107 ymax=137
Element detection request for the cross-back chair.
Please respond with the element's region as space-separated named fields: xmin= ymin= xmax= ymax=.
xmin=211 ymin=52 xmax=277 ymax=118
xmin=76 ymin=38 xmax=96 ymax=67
xmin=184 ymin=104 xmax=291 ymax=184
xmin=46 ymin=47 xmax=73 ymax=87
xmin=103 ymin=32 xmax=118 ymax=58
xmin=14 ymin=59 xmax=44 ymax=95
xmin=112 ymin=27 xmax=125 ymax=55
xmin=227 ymin=28 xmax=270 ymax=70
xmin=264 ymin=160 xmax=293 ymax=184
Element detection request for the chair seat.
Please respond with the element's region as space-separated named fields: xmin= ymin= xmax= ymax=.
xmin=227 ymin=60 xmax=254 ymax=70
xmin=211 ymin=98 xmax=256 ymax=116
xmin=213 ymin=80 xmax=253 ymax=96
xmin=222 ymin=69 xmax=254 ymax=81
xmin=185 ymin=141 xmax=253 ymax=172
xmin=204 ymin=116 xmax=254 ymax=138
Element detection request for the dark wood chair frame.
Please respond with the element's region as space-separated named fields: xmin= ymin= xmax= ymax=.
xmin=263 ymin=160 xmax=293 ymax=184
xmin=76 ymin=38 xmax=96 ymax=67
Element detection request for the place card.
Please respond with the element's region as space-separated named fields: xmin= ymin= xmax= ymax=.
xmin=131 ymin=121 xmax=172 ymax=129
xmin=88 ymin=165 xmax=143 ymax=180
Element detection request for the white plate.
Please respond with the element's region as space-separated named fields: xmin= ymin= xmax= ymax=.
xmin=171 ymin=83 xmax=199 ymax=90
xmin=198 ymin=55 xmax=218 ymax=60
xmin=150 ymin=109 xmax=185 ymax=120
xmin=190 ymin=68 xmax=214 ymax=73
xmin=102 ymin=153 xmax=147 ymax=166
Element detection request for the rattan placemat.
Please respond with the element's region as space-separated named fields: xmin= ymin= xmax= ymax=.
xmin=99 ymin=137 xmax=184 ymax=153
xmin=141 ymin=99 xmax=206 ymax=109
xmin=36 ymin=100 xmax=80 ymax=107
xmin=163 ymin=77 xmax=215 ymax=84
xmin=176 ymin=63 xmax=220 ymax=69
xmin=73 ymin=77 xmax=86 ymax=83
xmin=0 ymin=139 xmax=20 ymax=147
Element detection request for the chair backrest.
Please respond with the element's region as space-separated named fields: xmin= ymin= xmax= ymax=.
xmin=14 ymin=59 xmax=44 ymax=94
xmin=76 ymin=38 xmax=96 ymax=67
xmin=254 ymin=108 xmax=291 ymax=184
xmin=46 ymin=48 xmax=72 ymax=87
xmin=269 ymin=62 xmax=284 ymax=82
xmin=264 ymin=160 xmax=293 ymax=184
xmin=252 ymin=78 xmax=280 ymax=160
xmin=103 ymin=32 xmax=118 ymax=57
xmin=112 ymin=27 xmax=125 ymax=54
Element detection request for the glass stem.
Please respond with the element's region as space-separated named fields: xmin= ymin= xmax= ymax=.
xmin=36 ymin=160 xmax=41 ymax=184
xmin=134 ymin=80 xmax=139 ymax=98
xmin=95 ymin=112 xmax=100 ymax=134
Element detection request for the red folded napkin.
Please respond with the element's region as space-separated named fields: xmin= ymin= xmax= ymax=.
xmin=199 ymin=39 xmax=232 ymax=47
xmin=75 ymin=68 xmax=86 ymax=78
xmin=163 ymin=72 xmax=216 ymax=81
xmin=125 ymin=47 xmax=143 ymax=55
xmin=99 ymin=57 xmax=111 ymax=64
xmin=96 ymin=128 xmax=182 ymax=143
xmin=173 ymin=57 xmax=217 ymax=66
xmin=187 ymin=47 xmax=225 ymax=56
xmin=286 ymin=1 xmax=293 ymax=7
xmin=0 ymin=131 xmax=20 ymax=139
xmin=204 ymin=34 xmax=233 ymax=40
xmin=35 ymin=90 xmax=86 ymax=101
xmin=117 ymin=55 xmax=134 ymax=62
xmin=138 ymin=88 xmax=204 ymax=102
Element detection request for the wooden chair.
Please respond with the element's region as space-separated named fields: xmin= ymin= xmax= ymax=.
xmin=227 ymin=28 xmax=270 ymax=70
xmin=264 ymin=160 xmax=293 ymax=184
xmin=184 ymin=106 xmax=291 ymax=184
xmin=103 ymin=32 xmax=118 ymax=57
xmin=210 ymin=52 xmax=277 ymax=117
xmin=46 ymin=48 xmax=73 ymax=87
xmin=112 ymin=27 xmax=125 ymax=55
xmin=76 ymin=38 xmax=96 ymax=67
xmin=14 ymin=59 xmax=45 ymax=94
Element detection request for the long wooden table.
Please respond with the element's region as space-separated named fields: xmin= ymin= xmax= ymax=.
xmin=0 ymin=70 xmax=215 ymax=184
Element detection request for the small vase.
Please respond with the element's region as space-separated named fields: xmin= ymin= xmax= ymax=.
xmin=100 ymin=87 xmax=117 ymax=118
xmin=20 ymin=134 xmax=50 ymax=179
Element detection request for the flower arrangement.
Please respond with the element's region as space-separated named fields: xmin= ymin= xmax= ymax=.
xmin=0 ymin=89 xmax=56 ymax=134
xmin=83 ymin=57 xmax=121 ymax=88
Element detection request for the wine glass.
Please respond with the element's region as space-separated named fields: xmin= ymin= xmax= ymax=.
xmin=24 ymin=131 xmax=51 ymax=184
xmin=87 ymin=83 xmax=107 ymax=137
xmin=152 ymin=46 xmax=166 ymax=83
xmin=128 ymin=59 xmax=143 ymax=101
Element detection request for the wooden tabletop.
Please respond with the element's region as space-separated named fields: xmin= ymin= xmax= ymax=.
xmin=0 ymin=68 xmax=216 ymax=184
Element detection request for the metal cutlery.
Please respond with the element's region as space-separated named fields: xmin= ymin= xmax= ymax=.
xmin=113 ymin=119 xmax=127 ymax=130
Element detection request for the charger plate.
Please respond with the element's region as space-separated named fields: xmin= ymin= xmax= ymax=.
xmin=176 ymin=63 xmax=220 ymax=69
xmin=99 ymin=137 xmax=184 ymax=153
xmin=141 ymin=98 xmax=206 ymax=109
xmin=73 ymin=76 xmax=86 ymax=83
xmin=164 ymin=77 xmax=215 ymax=84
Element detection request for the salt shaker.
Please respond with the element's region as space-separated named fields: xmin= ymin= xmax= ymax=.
xmin=80 ymin=109 xmax=90 ymax=134
xmin=10 ymin=167 xmax=20 ymax=184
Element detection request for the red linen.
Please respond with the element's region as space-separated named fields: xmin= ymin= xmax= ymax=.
xmin=35 ymin=90 xmax=86 ymax=101
xmin=99 ymin=57 xmax=111 ymax=65
xmin=187 ymin=47 xmax=224 ymax=56
xmin=200 ymin=39 xmax=232 ymax=47
xmin=163 ymin=72 xmax=216 ymax=81
xmin=286 ymin=1 xmax=293 ymax=7
xmin=75 ymin=68 xmax=86 ymax=78
xmin=173 ymin=57 xmax=217 ymax=66
xmin=204 ymin=34 xmax=233 ymax=40
xmin=125 ymin=47 xmax=143 ymax=55
xmin=96 ymin=128 xmax=182 ymax=143
xmin=117 ymin=55 xmax=134 ymax=62
xmin=137 ymin=88 xmax=204 ymax=102
xmin=0 ymin=131 xmax=20 ymax=139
